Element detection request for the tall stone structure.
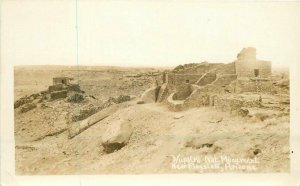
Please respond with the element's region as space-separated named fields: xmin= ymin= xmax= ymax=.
xmin=235 ymin=47 xmax=271 ymax=78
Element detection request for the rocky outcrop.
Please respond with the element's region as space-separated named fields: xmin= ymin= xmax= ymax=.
xmin=70 ymin=103 xmax=99 ymax=122
xmin=68 ymin=104 xmax=121 ymax=138
xmin=20 ymin=103 xmax=37 ymax=113
xmin=14 ymin=97 xmax=33 ymax=109
xmin=70 ymin=95 xmax=132 ymax=122
xmin=101 ymin=119 xmax=133 ymax=153
xmin=14 ymin=93 xmax=40 ymax=109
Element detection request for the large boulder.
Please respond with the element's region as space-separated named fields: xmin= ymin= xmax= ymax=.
xmin=141 ymin=86 xmax=160 ymax=103
xmin=101 ymin=119 xmax=133 ymax=153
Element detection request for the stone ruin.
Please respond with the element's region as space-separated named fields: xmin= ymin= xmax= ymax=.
xmin=141 ymin=47 xmax=275 ymax=113
xmin=14 ymin=76 xmax=84 ymax=112
xmin=53 ymin=76 xmax=73 ymax=85
xmin=48 ymin=76 xmax=83 ymax=100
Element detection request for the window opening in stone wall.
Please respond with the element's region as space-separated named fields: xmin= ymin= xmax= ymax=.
xmin=254 ymin=69 xmax=259 ymax=77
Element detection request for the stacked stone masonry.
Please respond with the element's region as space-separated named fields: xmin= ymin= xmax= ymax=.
xmin=141 ymin=47 xmax=273 ymax=112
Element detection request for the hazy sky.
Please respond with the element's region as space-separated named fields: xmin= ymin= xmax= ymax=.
xmin=2 ymin=1 xmax=300 ymax=67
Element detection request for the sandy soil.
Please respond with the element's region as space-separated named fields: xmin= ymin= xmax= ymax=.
xmin=15 ymin=101 xmax=289 ymax=174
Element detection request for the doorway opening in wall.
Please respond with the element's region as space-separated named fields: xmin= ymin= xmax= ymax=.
xmin=62 ymin=80 xmax=65 ymax=84
xmin=186 ymin=80 xmax=190 ymax=83
xmin=254 ymin=69 xmax=260 ymax=77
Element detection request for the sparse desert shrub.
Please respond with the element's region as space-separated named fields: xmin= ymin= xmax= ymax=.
xmin=67 ymin=93 xmax=84 ymax=103
xmin=107 ymin=95 xmax=131 ymax=104
xmin=71 ymin=104 xmax=98 ymax=122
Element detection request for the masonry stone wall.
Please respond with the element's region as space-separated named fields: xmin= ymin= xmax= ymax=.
xmin=183 ymin=89 xmax=210 ymax=108
xmin=53 ymin=77 xmax=71 ymax=85
xmin=167 ymin=73 xmax=203 ymax=92
xmin=233 ymin=79 xmax=273 ymax=93
xmin=158 ymin=47 xmax=273 ymax=112
xmin=174 ymin=83 xmax=192 ymax=100
xmin=50 ymin=90 xmax=68 ymax=100
xmin=48 ymin=84 xmax=66 ymax=92
xmin=178 ymin=64 xmax=209 ymax=74
xmin=212 ymin=94 xmax=261 ymax=114
xmin=216 ymin=62 xmax=236 ymax=75
xmin=237 ymin=47 xmax=256 ymax=60
xmin=141 ymin=86 xmax=161 ymax=103
xmin=235 ymin=60 xmax=271 ymax=78
xmin=166 ymin=93 xmax=185 ymax=111
xmin=210 ymin=74 xmax=238 ymax=87
xmin=174 ymin=63 xmax=210 ymax=74
xmin=235 ymin=47 xmax=271 ymax=78
xmin=196 ymin=72 xmax=217 ymax=86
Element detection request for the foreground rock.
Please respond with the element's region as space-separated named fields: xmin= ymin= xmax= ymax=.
xmin=68 ymin=104 xmax=120 ymax=138
xmin=101 ymin=119 xmax=133 ymax=153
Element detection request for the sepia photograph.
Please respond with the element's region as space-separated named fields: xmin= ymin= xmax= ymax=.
xmin=1 ymin=0 xmax=300 ymax=185
xmin=14 ymin=48 xmax=290 ymax=174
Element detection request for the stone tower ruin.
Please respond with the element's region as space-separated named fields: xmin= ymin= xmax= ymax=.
xmin=235 ymin=47 xmax=271 ymax=78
